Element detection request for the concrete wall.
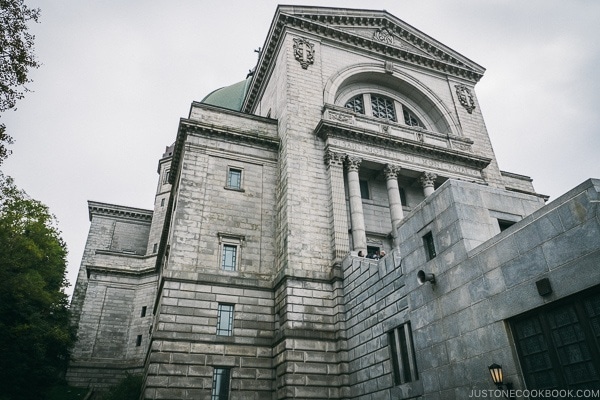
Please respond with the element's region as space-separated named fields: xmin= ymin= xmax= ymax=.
xmin=341 ymin=178 xmax=600 ymax=399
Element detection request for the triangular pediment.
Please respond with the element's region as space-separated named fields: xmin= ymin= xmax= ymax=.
xmin=335 ymin=26 xmax=438 ymax=59
xmin=278 ymin=6 xmax=485 ymax=75
xmin=243 ymin=6 xmax=485 ymax=113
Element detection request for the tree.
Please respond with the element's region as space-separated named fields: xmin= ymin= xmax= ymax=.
xmin=0 ymin=0 xmax=41 ymax=165
xmin=0 ymin=173 xmax=75 ymax=400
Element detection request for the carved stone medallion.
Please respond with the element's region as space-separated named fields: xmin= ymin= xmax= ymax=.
xmin=374 ymin=28 xmax=394 ymax=45
xmin=455 ymin=84 xmax=476 ymax=114
xmin=293 ymin=37 xmax=315 ymax=69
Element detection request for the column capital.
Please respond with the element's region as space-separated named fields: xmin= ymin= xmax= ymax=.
xmin=419 ymin=171 xmax=437 ymax=188
xmin=345 ymin=156 xmax=362 ymax=172
xmin=384 ymin=164 xmax=401 ymax=180
xmin=324 ymin=150 xmax=345 ymax=167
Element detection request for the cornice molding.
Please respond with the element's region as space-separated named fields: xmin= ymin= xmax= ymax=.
xmin=180 ymin=119 xmax=280 ymax=150
xmin=315 ymin=119 xmax=491 ymax=171
xmin=87 ymin=201 xmax=153 ymax=223
xmin=243 ymin=8 xmax=485 ymax=113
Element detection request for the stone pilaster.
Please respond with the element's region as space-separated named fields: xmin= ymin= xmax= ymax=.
xmin=325 ymin=150 xmax=350 ymax=263
xmin=384 ymin=164 xmax=404 ymax=247
xmin=420 ymin=172 xmax=438 ymax=197
xmin=345 ymin=156 xmax=367 ymax=252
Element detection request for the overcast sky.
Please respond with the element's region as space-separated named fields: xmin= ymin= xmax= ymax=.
xmin=2 ymin=0 xmax=599 ymax=298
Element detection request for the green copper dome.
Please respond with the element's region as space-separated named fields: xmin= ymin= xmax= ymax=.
xmin=201 ymin=77 xmax=252 ymax=112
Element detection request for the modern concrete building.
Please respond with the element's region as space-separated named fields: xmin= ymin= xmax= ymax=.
xmin=67 ymin=5 xmax=600 ymax=399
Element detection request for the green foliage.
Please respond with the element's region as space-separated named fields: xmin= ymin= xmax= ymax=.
xmin=0 ymin=0 xmax=41 ymax=164
xmin=0 ymin=173 xmax=75 ymax=400
xmin=99 ymin=374 xmax=143 ymax=400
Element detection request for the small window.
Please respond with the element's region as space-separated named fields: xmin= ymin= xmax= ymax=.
xmin=152 ymin=243 xmax=158 ymax=253
xmin=211 ymin=367 xmax=231 ymax=400
xmin=221 ymin=244 xmax=237 ymax=271
xmin=217 ymin=304 xmax=234 ymax=336
xmin=140 ymin=306 xmax=147 ymax=318
xmin=359 ymin=179 xmax=370 ymax=200
xmin=389 ymin=322 xmax=419 ymax=385
xmin=345 ymin=94 xmax=365 ymax=114
xmin=218 ymin=234 xmax=243 ymax=272
xmin=498 ymin=219 xmax=515 ymax=232
xmin=402 ymin=106 xmax=426 ymax=129
xmin=160 ymin=198 xmax=165 ymax=207
xmin=226 ymin=167 xmax=242 ymax=190
xmin=136 ymin=335 xmax=142 ymax=347
xmin=423 ymin=232 xmax=436 ymax=260
xmin=163 ymin=170 xmax=170 ymax=184
xmin=371 ymin=94 xmax=397 ymax=122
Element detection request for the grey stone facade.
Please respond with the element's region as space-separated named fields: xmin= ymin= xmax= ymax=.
xmin=68 ymin=5 xmax=600 ymax=399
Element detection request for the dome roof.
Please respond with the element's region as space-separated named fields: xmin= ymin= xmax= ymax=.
xmin=201 ymin=78 xmax=251 ymax=111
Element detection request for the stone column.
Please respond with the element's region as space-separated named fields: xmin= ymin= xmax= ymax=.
xmin=325 ymin=150 xmax=350 ymax=262
xmin=345 ymin=156 xmax=367 ymax=253
xmin=420 ymin=172 xmax=437 ymax=197
xmin=384 ymin=164 xmax=404 ymax=246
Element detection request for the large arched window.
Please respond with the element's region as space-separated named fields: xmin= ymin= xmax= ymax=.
xmin=344 ymin=93 xmax=426 ymax=129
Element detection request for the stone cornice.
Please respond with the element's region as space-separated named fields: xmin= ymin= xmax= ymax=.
xmin=86 ymin=265 xmax=157 ymax=278
xmin=168 ymin=117 xmax=280 ymax=186
xmin=243 ymin=7 xmax=485 ymax=113
xmin=181 ymin=119 xmax=280 ymax=149
xmin=315 ymin=119 xmax=491 ymax=171
xmin=87 ymin=201 xmax=153 ymax=223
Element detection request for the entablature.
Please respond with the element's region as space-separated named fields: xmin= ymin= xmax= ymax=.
xmin=316 ymin=108 xmax=491 ymax=181
xmin=88 ymin=201 xmax=153 ymax=223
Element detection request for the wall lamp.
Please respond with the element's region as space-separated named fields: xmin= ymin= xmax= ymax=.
xmin=488 ymin=363 xmax=515 ymax=400
xmin=417 ymin=270 xmax=435 ymax=285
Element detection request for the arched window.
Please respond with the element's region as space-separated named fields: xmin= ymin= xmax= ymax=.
xmin=344 ymin=94 xmax=364 ymax=114
xmin=343 ymin=93 xmax=426 ymax=129
xmin=370 ymin=94 xmax=396 ymax=122
xmin=402 ymin=106 xmax=425 ymax=129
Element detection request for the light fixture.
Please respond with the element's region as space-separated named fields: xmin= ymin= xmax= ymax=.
xmin=488 ymin=364 xmax=514 ymax=400
xmin=417 ymin=270 xmax=435 ymax=285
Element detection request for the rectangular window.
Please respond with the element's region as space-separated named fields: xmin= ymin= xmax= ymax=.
xmin=423 ymin=232 xmax=436 ymax=260
xmin=140 ymin=306 xmax=147 ymax=318
xmin=389 ymin=322 xmax=418 ymax=385
xmin=217 ymin=304 xmax=234 ymax=336
xmin=226 ymin=167 xmax=242 ymax=190
xmin=221 ymin=244 xmax=237 ymax=271
xmin=163 ymin=169 xmax=170 ymax=184
xmin=136 ymin=335 xmax=142 ymax=347
xmin=160 ymin=198 xmax=165 ymax=207
xmin=152 ymin=243 xmax=158 ymax=253
xmin=511 ymin=289 xmax=600 ymax=391
xmin=211 ymin=367 xmax=231 ymax=400
xmin=359 ymin=179 xmax=370 ymax=199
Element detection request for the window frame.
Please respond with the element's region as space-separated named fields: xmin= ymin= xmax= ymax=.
xmin=211 ymin=367 xmax=231 ymax=400
xmin=218 ymin=234 xmax=244 ymax=272
xmin=389 ymin=322 xmax=419 ymax=385
xmin=225 ymin=166 xmax=243 ymax=191
xmin=341 ymin=91 xmax=430 ymax=130
xmin=216 ymin=303 xmax=235 ymax=336
xmin=423 ymin=231 xmax=436 ymax=261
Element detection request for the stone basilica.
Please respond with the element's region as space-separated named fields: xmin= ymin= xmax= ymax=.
xmin=67 ymin=5 xmax=600 ymax=399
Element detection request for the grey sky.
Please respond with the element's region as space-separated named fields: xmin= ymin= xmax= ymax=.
xmin=2 ymin=1 xmax=599 ymax=298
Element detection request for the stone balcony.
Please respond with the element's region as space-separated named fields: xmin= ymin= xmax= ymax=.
xmin=322 ymin=104 xmax=474 ymax=153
